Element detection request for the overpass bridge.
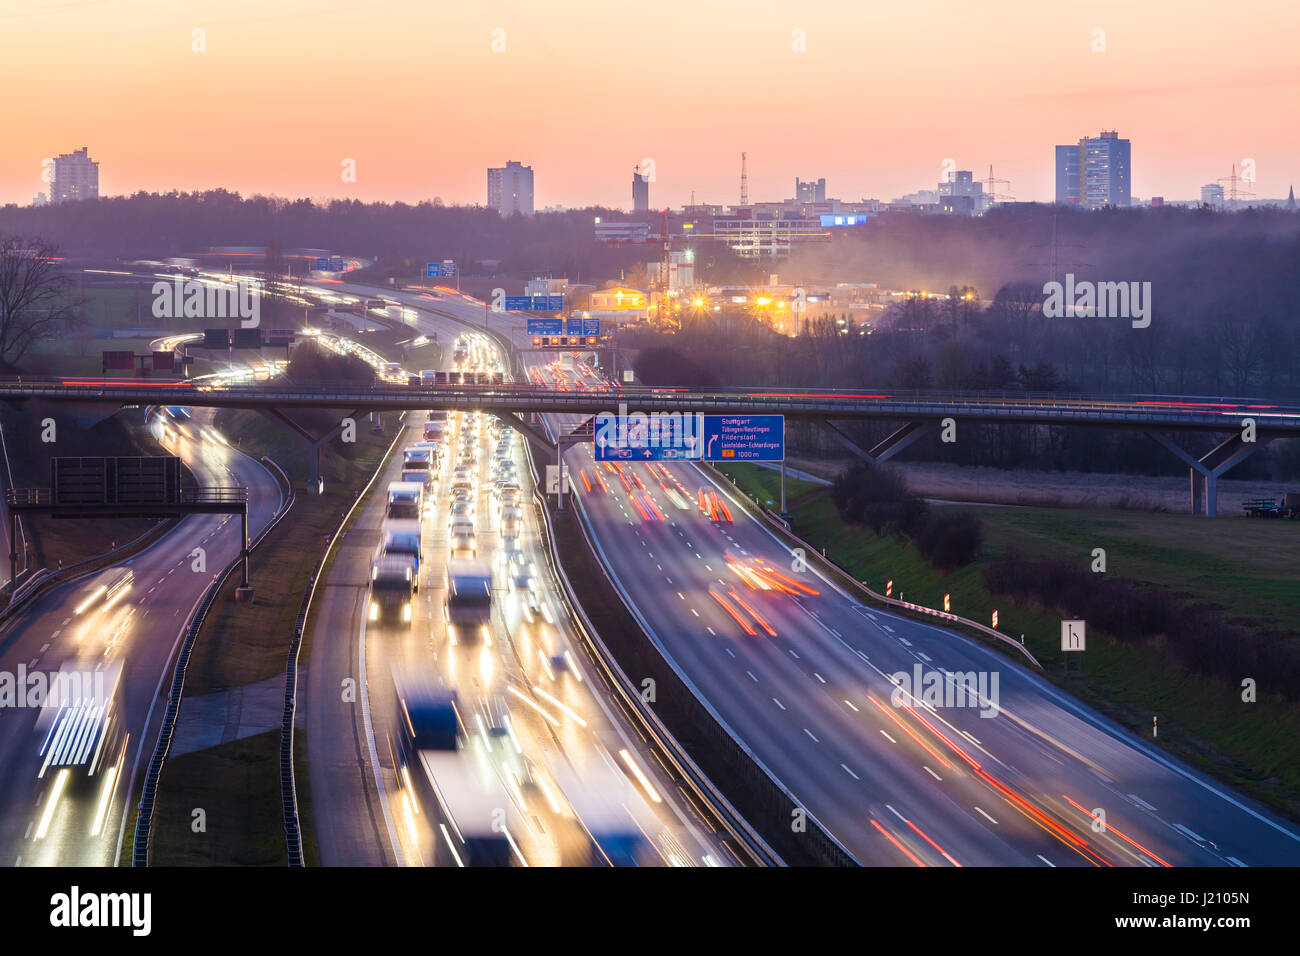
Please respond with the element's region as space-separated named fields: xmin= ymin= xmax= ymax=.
xmin=3 ymin=378 xmax=1296 ymax=515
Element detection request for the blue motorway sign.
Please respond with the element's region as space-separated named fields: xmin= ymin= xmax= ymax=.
xmin=315 ymin=258 xmax=329 ymax=270
xmin=507 ymin=295 xmax=563 ymax=312
xmin=330 ymin=256 xmax=344 ymax=271
xmin=703 ymin=415 xmax=784 ymax=461
xmin=594 ymin=413 xmax=784 ymax=462
xmin=565 ymin=315 xmax=601 ymax=336
xmin=426 ymin=261 xmax=457 ymax=278
xmin=526 ymin=317 xmax=563 ymax=335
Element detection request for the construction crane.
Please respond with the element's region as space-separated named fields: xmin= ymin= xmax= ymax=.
xmin=740 ymin=152 xmax=748 ymax=206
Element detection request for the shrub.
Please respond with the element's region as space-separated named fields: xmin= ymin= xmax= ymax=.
xmin=831 ymin=463 xmax=929 ymax=536
xmin=915 ymin=511 xmax=983 ymax=570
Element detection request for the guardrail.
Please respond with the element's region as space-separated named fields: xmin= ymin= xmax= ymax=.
xmin=0 ymin=518 xmax=178 ymax=627
xmin=521 ymin=436 xmax=782 ymax=866
xmin=132 ymin=457 xmax=293 ymax=866
xmin=706 ymin=463 xmax=1042 ymax=668
xmin=279 ymin=423 xmax=408 ymax=866
xmin=6 ymin=486 xmax=248 ymax=506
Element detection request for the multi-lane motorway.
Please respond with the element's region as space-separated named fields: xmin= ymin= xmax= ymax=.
xmin=341 ymin=279 xmax=1300 ymax=867
xmin=300 ymin=329 xmax=730 ymax=866
xmin=3 ymin=266 xmax=1297 ymax=868
xmin=0 ymin=408 xmax=282 ymax=866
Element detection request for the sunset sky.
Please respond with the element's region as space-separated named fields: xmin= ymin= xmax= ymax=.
xmin=4 ymin=0 xmax=1298 ymax=209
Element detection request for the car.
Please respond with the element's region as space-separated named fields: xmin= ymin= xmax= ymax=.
xmin=509 ymin=570 xmax=545 ymax=623
xmin=448 ymin=519 xmax=477 ymax=556
xmin=448 ymin=499 xmax=474 ymax=524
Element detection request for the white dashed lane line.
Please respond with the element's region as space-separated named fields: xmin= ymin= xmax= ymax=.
xmin=975 ymin=807 xmax=999 ymax=825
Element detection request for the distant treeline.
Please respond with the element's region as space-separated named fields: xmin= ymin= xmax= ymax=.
xmin=0 ymin=190 xmax=670 ymax=280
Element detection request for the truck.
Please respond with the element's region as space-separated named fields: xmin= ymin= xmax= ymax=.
xmin=444 ymin=557 xmax=492 ymax=643
xmin=552 ymin=763 xmax=654 ymax=866
xmin=423 ymin=420 xmax=445 ymax=442
xmin=377 ymin=520 xmax=423 ymax=583
xmin=391 ymin=677 xmax=519 ymax=866
xmin=386 ymin=481 xmax=424 ymax=522
xmin=369 ymin=555 xmax=416 ymax=625
xmin=402 ymin=446 xmax=433 ymax=471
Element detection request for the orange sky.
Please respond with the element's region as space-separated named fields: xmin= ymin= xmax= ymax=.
xmin=4 ymin=0 xmax=1299 ymax=208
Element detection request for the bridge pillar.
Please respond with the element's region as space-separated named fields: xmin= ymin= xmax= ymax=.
xmin=259 ymin=407 xmax=362 ymax=492
xmin=819 ymin=420 xmax=933 ymax=466
xmin=1147 ymin=431 xmax=1273 ymax=517
xmin=556 ymin=438 xmax=564 ymax=512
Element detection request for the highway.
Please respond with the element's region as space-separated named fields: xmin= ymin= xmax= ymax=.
xmin=0 ymin=407 xmax=283 ymax=866
xmin=337 ymin=279 xmax=1300 ymax=867
xmin=300 ymin=327 xmax=731 ymax=866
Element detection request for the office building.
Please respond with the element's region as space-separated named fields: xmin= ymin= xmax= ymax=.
xmin=938 ymin=170 xmax=985 ymax=214
xmin=487 ymin=160 xmax=534 ymax=217
xmin=1201 ymin=183 xmax=1225 ymax=208
xmin=1054 ymin=131 xmax=1131 ymax=209
xmin=51 ymin=146 xmax=99 ymax=203
xmin=633 ymin=167 xmax=650 ymax=212
xmin=795 ymin=178 xmax=826 ymax=203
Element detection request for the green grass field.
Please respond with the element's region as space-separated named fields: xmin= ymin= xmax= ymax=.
xmin=716 ymin=462 xmax=1300 ymax=821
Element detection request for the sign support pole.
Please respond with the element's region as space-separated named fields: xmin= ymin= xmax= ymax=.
xmin=780 ymin=458 xmax=786 ymax=513
xmin=556 ymin=439 xmax=565 ymax=512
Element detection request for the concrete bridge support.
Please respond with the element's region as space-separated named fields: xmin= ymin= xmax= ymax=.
xmin=819 ymin=420 xmax=934 ymax=466
xmin=1146 ymin=430 xmax=1275 ymax=516
xmin=260 ymin=407 xmax=362 ymax=491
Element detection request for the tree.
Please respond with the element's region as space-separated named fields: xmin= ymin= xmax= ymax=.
xmin=0 ymin=235 xmax=77 ymax=368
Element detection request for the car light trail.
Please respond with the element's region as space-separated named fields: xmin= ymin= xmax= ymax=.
xmin=710 ymin=589 xmax=757 ymax=635
xmin=35 ymin=769 xmax=70 ymax=840
xmin=726 ymin=588 xmax=778 ymax=637
xmin=532 ymin=686 xmax=587 ymax=727
xmin=870 ymin=818 xmax=926 ymax=866
xmin=1061 ymin=794 xmax=1171 ymax=866
xmin=505 ymin=684 xmax=561 ymax=728
xmin=619 ymin=748 xmax=662 ymax=804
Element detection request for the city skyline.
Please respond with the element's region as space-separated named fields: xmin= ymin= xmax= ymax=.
xmin=3 ymin=0 xmax=1298 ymax=209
